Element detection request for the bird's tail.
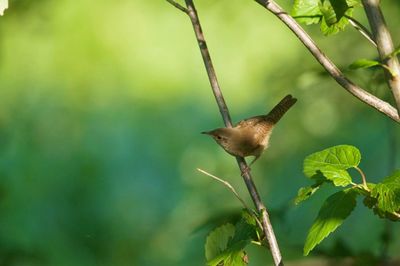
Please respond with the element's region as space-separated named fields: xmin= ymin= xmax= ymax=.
xmin=266 ymin=94 xmax=297 ymax=124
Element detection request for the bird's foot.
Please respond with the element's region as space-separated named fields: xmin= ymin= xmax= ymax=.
xmin=241 ymin=165 xmax=252 ymax=177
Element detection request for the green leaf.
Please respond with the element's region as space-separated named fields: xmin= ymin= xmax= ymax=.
xmin=207 ymin=250 xmax=248 ymax=266
xmin=304 ymin=145 xmax=361 ymax=178
xmin=319 ymin=1 xmax=338 ymax=26
xmin=222 ymin=252 xmax=248 ymax=266
xmin=228 ymin=211 xmax=258 ymax=251
xmin=304 ymin=189 xmax=357 ymax=255
xmin=320 ymin=166 xmax=352 ymax=187
xmin=349 ymin=59 xmax=381 ymax=70
xmin=346 ymin=0 xmax=361 ymax=6
xmin=329 ymin=0 xmax=349 ymax=21
xmin=205 ymin=223 xmax=235 ymax=263
xmin=291 ymin=0 xmax=360 ymax=34
xmin=205 ymin=211 xmax=257 ymax=266
xmin=291 ymin=0 xmax=322 ymax=25
xmin=295 ymin=181 xmax=324 ymax=205
xmin=320 ymin=6 xmax=352 ymax=35
xmin=349 ymin=59 xmax=397 ymax=77
xmin=370 ymin=170 xmax=400 ymax=213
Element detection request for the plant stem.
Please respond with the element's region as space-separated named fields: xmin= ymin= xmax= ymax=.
xmin=355 ymin=166 xmax=368 ymax=190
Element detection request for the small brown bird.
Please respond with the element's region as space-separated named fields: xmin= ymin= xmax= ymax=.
xmin=202 ymin=94 xmax=297 ymax=169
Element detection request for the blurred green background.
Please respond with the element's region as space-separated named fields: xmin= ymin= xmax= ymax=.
xmin=0 ymin=0 xmax=399 ymax=265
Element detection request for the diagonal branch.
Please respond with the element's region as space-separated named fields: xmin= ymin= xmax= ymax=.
xmin=362 ymin=0 xmax=400 ymax=114
xmin=253 ymin=0 xmax=400 ymax=123
xmin=167 ymin=0 xmax=283 ymax=265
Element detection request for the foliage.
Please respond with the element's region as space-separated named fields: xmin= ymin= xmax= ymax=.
xmin=205 ymin=210 xmax=259 ymax=266
xmin=349 ymin=59 xmax=397 ymax=77
xmin=291 ymin=0 xmax=360 ymax=35
xmin=296 ymin=145 xmax=400 ymax=255
xmin=292 ymin=0 xmax=399 ymax=76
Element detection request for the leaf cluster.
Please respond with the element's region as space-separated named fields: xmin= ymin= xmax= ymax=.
xmin=291 ymin=0 xmax=361 ymax=36
xmin=205 ymin=210 xmax=260 ymax=266
xmin=295 ymin=145 xmax=400 ymax=255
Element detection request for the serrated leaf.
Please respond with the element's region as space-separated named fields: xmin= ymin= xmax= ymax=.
xmin=291 ymin=0 xmax=322 ymax=25
xmin=304 ymin=189 xmax=357 ymax=255
xmin=319 ymin=1 xmax=338 ymax=26
xmin=295 ymin=181 xmax=324 ymax=205
xmin=320 ymin=7 xmax=352 ymax=35
xmin=370 ymin=170 xmax=400 ymax=213
xmin=240 ymin=209 xmax=257 ymax=227
xmin=304 ymin=145 xmax=361 ymax=178
xmin=349 ymin=59 xmax=381 ymax=69
xmin=291 ymin=0 xmax=360 ymax=31
xmin=228 ymin=213 xmax=257 ymax=251
xmin=223 ymin=252 xmax=248 ymax=266
xmin=320 ymin=166 xmax=352 ymax=187
xmin=205 ymin=223 xmax=235 ymax=262
xmin=207 ymin=250 xmax=248 ymax=266
xmin=206 ymin=212 xmax=257 ymax=266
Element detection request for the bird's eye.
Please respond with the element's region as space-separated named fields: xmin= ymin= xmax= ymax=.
xmin=216 ymin=136 xmax=222 ymax=140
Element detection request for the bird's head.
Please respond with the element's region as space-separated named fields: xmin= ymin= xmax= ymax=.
xmin=202 ymin=128 xmax=233 ymax=150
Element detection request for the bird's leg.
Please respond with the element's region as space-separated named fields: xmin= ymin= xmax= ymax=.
xmin=240 ymin=155 xmax=260 ymax=176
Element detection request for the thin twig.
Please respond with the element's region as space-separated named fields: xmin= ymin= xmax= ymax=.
xmin=362 ymin=0 xmax=400 ymax=113
xmin=345 ymin=15 xmax=377 ymax=47
xmin=197 ymin=168 xmax=263 ymax=230
xmin=253 ymin=0 xmax=400 ymax=123
xmin=197 ymin=168 xmax=252 ymax=212
xmin=165 ymin=0 xmax=188 ymax=13
xmin=168 ymin=1 xmax=283 ymax=264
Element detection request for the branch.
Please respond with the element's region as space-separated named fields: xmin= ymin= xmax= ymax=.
xmin=177 ymin=0 xmax=233 ymax=126
xmin=362 ymin=0 xmax=400 ymax=113
xmin=168 ymin=0 xmax=283 ymax=264
xmin=253 ymin=0 xmax=400 ymax=123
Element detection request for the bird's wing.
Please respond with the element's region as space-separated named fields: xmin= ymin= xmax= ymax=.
xmin=236 ymin=115 xmax=268 ymax=128
xmin=236 ymin=95 xmax=296 ymax=127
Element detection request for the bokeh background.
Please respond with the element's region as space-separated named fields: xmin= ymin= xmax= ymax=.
xmin=0 ymin=0 xmax=399 ymax=265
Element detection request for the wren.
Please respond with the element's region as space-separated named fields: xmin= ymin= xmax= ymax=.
xmin=202 ymin=94 xmax=297 ymax=169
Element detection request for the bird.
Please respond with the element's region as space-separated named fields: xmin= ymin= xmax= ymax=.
xmin=202 ymin=94 xmax=297 ymax=172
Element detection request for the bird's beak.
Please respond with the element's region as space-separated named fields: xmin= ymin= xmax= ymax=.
xmin=201 ymin=131 xmax=209 ymax=135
